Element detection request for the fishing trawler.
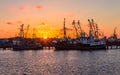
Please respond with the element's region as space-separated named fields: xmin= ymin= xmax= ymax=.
xmin=53 ymin=19 xmax=106 ymax=50
xmin=12 ymin=24 xmax=43 ymax=50
xmin=74 ymin=19 xmax=106 ymax=50
xmin=106 ymin=27 xmax=120 ymax=49
xmin=52 ymin=18 xmax=75 ymax=50
xmin=12 ymin=37 xmax=43 ymax=50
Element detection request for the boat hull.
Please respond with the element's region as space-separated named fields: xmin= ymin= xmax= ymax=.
xmin=55 ymin=45 xmax=106 ymax=50
xmin=12 ymin=46 xmax=43 ymax=50
xmin=75 ymin=45 xmax=106 ymax=50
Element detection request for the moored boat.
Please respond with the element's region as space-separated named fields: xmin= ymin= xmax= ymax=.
xmin=73 ymin=19 xmax=106 ymax=50
xmin=12 ymin=37 xmax=43 ymax=50
xmin=53 ymin=19 xmax=106 ymax=50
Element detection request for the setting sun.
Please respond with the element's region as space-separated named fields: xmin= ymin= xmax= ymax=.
xmin=43 ymin=36 xmax=48 ymax=39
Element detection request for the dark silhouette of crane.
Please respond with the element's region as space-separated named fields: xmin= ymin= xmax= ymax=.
xmin=72 ymin=20 xmax=79 ymax=38
xmin=19 ymin=24 xmax=24 ymax=38
xmin=25 ymin=24 xmax=30 ymax=38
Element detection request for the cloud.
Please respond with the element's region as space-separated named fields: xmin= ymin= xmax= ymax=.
xmin=6 ymin=22 xmax=13 ymax=25
xmin=35 ymin=5 xmax=43 ymax=9
xmin=8 ymin=6 xmax=26 ymax=11
xmin=8 ymin=5 xmax=44 ymax=12
xmin=18 ymin=6 xmax=26 ymax=11
xmin=6 ymin=21 xmax=23 ymax=25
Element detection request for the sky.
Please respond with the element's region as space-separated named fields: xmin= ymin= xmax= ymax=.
xmin=0 ymin=0 xmax=120 ymax=38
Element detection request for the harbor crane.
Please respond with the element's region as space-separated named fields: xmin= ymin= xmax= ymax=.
xmin=88 ymin=19 xmax=93 ymax=36
xmin=77 ymin=20 xmax=82 ymax=33
xmin=72 ymin=20 xmax=79 ymax=38
xmin=88 ymin=19 xmax=102 ymax=39
xmin=25 ymin=24 xmax=30 ymax=38
xmin=77 ymin=20 xmax=86 ymax=37
xmin=19 ymin=24 xmax=24 ymax=38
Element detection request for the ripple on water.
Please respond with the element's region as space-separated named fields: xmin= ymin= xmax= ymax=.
xmin=0 ymin=50 xmax=120 ymax=75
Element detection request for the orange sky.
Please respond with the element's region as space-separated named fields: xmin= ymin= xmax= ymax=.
xmin=0 ymin=0 xmax=120 ymax=38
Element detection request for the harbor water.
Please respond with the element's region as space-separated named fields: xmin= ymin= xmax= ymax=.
xmin=0 ymin=49 xmax=120 ymax=75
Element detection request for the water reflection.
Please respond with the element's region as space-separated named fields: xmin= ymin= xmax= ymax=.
xmin=0 ymin=49 xmax=120 ymax=75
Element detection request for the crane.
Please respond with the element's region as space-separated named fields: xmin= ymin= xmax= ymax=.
xmin=25 ymin=24 xmax=30 ymax=38
xmin=88 ymin=19 xmax=100 ymax=39
xmin=88 ymin=19 xmax=93 ymax=36
xmin=77 ymin=20 xmax=82 ymax=33
xmin=91 ymin=19 xmax=99 ymax=39
xmin=77 ymin=20 xmax=86 ymax=37
xmin=19 ymin=24 xmax=24 ymax=38
xmin=72 ymin=20 xmax=79 ymax=38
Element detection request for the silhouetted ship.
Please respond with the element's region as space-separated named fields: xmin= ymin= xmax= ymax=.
xmin=52 ymin=38 xmax=74 ymax=50
xmin=52 ymin=18 xmax=75 ymax=50
xmin=106 ymin=27 xmax=120 ymax=49
xmin=53 ymin=18 xmax=106 ymax=50
xmin=12 ymin=24 xmax=42 ymax=50
xmin=12 ymin=37 xmax=43 ymax=50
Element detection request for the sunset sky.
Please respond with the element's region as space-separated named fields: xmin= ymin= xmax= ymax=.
xmin=0 ymin=0 xmax=120 ymax=38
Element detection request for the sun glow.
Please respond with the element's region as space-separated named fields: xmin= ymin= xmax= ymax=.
xmin=43 ymin=36 xmax=48 ymax=39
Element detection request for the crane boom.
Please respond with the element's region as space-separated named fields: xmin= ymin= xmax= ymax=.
xmin=88 ymin=19 xmax=93 ymax=36
xmin=72 ymin=20 xmax=79 ymax=38
xmin=77 ymin=20 xmax=82 ymax=33
xmin=25 ymin=24 xmax=30 ymax=38
xmin=19 ymin=24 xmax=24 ymax=38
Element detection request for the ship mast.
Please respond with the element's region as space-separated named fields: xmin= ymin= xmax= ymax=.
xmin=114 ymin=27 xmax=117 ymax=36
xmin=63 ymin=18 xmax=66 ymax=38
xmin=19 ymin=24 xmax=24 ymax=38
xmin=113 ymin=27 xmax=117 ymax=40
xmin=32 ymin=28 xmax=36 ymax=39
xmin=25 ymin=24 xmax=30 ymax=38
